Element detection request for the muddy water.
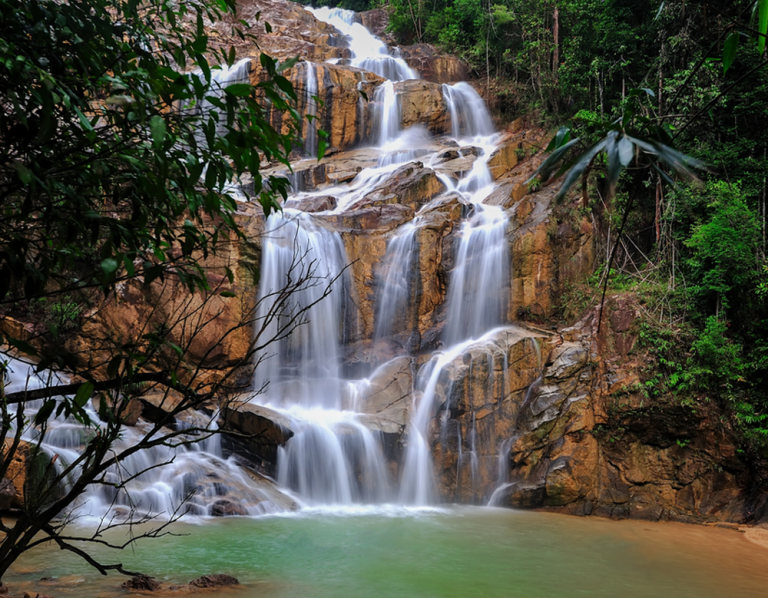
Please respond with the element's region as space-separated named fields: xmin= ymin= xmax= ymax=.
xmin=5 ymin=508 xmax=768 ymax=597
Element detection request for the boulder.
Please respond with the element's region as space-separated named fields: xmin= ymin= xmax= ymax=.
xmin=220 ymin=401 xmax=295 ymax=475
xmin=400 ymin=44 xmax=469 ymax=83
xmin=359 ymin=162 xmax=446 ymax=212
xmin=189 ymin=574 xmax=240 ymax=588
xmin=395 ymin=79 xmax=450 ymax=135
xmin=121 ymin=575 xmax=161 ymax=592
xmin=210 ymin=499 xmax=248 ymax=517
xmin=285 ymin=195 xmax=338 ymax=213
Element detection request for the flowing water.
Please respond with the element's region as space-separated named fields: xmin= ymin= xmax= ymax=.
xmin=5 ymin=508 xmax=768 ymax=598
xmin=252 ymin=4 xmax=510 ymax=507
xmin=2 ymin=358 xmax=280 ymax=520
xmin=3 ymin=5 xmax=768 ymax=594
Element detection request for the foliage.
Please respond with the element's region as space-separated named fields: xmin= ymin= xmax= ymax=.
xmin=0 ymin=0 xmax=308 ymax=582
xmin=0 ymin=0 xmax=299 ymax=333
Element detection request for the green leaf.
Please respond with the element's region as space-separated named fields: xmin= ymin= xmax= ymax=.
xmin=150 ymin=115 xmax=167 ymax=146
xmin=34 ymin=400 xmax=57 ymax=425
xmin=74 ymin=381 xmax=94 ymax=408
xmin=723 ymin=32 xmax=739 ymax=74
xmin=618 ymin=136 xmax=634 ymax=167
xmin=219 ymin=290 xmax=236 ymax=297
xmin=554 ymin=137 xmax=608 ymax=203
xmin=760 ymin=0 xmax=768 ymax=55
xmin=101 ymin=258 xmax=119 ymax=276
xmin=13 ymin=162 xmax=32 ymax=184
xmin=224 ymin=83 xmax=253 ymax=97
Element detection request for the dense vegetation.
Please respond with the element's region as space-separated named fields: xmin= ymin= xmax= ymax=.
xmin=0 ymin=0 xmax=301 ymax=579
xmin=314 ymin=0 xmax=768 ymax=466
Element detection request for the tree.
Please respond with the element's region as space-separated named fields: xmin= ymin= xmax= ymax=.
xmin=0 ymin=0 xmax=315 ymax=584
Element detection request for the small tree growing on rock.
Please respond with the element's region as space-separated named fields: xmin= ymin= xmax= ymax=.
xmin=0 ymin=0 xmax=328 ymax=585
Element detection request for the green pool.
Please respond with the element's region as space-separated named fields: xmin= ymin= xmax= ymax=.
xmin=6 ymin=506 xmax=768 ymax=597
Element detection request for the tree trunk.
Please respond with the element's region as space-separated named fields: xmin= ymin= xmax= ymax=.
xmin=553 ymin=5 xmax=560 ymax=79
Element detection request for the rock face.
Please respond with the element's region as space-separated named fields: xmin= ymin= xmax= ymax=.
xmin=396 ymin=79 xmax=450 ymax=134
xmin=427 ymin=296 xmax=758 ymax=523
xmin=251 ymin=59 xmax=383 ymax=153
xmin=400 ymin=44 xmax=470 ymax=84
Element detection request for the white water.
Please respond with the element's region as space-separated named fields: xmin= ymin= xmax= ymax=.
xmin=308 ymin=7 xmax=419 ymax=81
xmin=253 ymin=210 xmax=348 ymax=410
xmin=303 ymin=61 xmax=319 ymax=157
xmin=373 ymin=221 xmax=418 ymax=345
xmin=1 ymin=357 xmax=278 ymax=521
xmin=249 ymin=6 xmax=513 ymax=508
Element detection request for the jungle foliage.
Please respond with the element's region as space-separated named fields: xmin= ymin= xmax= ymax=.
xmin=370 ymin=0 xmax=768 ymax=455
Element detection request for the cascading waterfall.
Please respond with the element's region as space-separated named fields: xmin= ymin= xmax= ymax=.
xmin=253 ymin=209 xmax=348 ymax=409
xmin=2 ymin=358 xmax=279 ymax=520
xmin=309 ymin=7 xmax=419 ymax=81
xmin=442 ymin=82 xmax=496 ymax=139
xmin=6 ymin=5 xmax=521 ymax=519
xmin=253 ymin=210 xmax=392 ymax=504
xmin=374 ymin=80 xmax=400 ymax=145
xmin=373 ymin=222 xmax=418 ymax=346
xmin=303 ymin=61 xmax=319 ymax=157
xmin=253 ymin=5 xmax=511 ymax=509
xmin=442 ymin=206 xmax=509 ymax=345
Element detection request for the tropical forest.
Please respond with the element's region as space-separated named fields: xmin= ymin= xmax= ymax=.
xmin=1 ymin=0 xmax=768 ymax=596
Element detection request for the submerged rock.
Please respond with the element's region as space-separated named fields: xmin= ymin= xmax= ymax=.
xmin=210 ymin=499 xmax=248 ymax=517
xmin=121 ymin=574 xmax=161 ymax=592
xmin=189 ymin=574 xmax=240 ymax=588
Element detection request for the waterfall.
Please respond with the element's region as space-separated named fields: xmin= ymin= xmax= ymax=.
xmin=374 ymin=80 xmax=400 ymax=145
xmin=253 ymin=210 xmax=394 ymax=504
xmin=443 ymin=206 xmax=509 ymax=345
xmin=253 ymin=210 xmax=348 ymax=409
xmin=303 ymin=61 xmax=319 ymax=157
xmin=309 ymin=7 xmax=419 ymax=81
xmin=1 ymin=358 xmax=280 ymax=520
xmin=277 ymin=410 xmax=390 ymax=505
xmin=441 ymin=82 xmax=496 ymax=139
xmin=253 ymin=6 xmax=511 ymax=509
xmin=373 ymin=222 xmax=418 ymax=345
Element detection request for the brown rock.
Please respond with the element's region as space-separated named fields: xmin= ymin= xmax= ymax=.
xmin=395 ymin=79 xmax=450 ymax=135
xmin=360 ymin=162 xmax=446 ymax=212
xmin=400 ymin=44 xmax=469 ymax=83
xmin=210 ymin=499 xmax=248 ymax=517
xmin=487 ymin=142 xmax=519 ymax=180
xmin=285 ymin=195 xmax=338 ymax=213
xmin=252 ymin=60 xmax=383 ymax=154
xmin=189 ymin=574 xmax=240 ymax=588
xmin=121 ymin=574 xmax=161 ymax=592
xmin=220 ymin=401 xmax=295 ymax=475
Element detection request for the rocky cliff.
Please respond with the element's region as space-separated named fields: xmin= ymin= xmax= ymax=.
xmin=4 ymin=0 xmax=763 ymax=525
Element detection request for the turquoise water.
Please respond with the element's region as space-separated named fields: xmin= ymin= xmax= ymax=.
xmin=6 ymin=507 xmax=768 ymax=597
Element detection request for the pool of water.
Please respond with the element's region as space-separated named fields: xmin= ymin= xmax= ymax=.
xmin=5 ymin=507 xmax=768 ymax=597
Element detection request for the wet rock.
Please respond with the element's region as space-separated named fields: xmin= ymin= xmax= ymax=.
xmin=360 ymin=162 xmax=446 ymax=212
xmin=285 ymin=195 xmax=338 ymax=213
xmin=252 ymin=60 xmax=383 ymax=153
xmin=121 ymin=574 xmax=161 ymax=591
xmin=210 ymin=499 xmax=248 ymax=517
xmin=400 ymin=44 xmax=469 ymax=83
xmin=357 ymin=8 xmax=391 ymax=40
xmin=487 ymin=142 xmax=519 ymax=180
xmin=220 ymin=401 xmax=295 ymax=475
xmin=395 ymin=79 xmax=450 ymax=135
xmin=189 ymin=574 xmax=240 ymax=588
